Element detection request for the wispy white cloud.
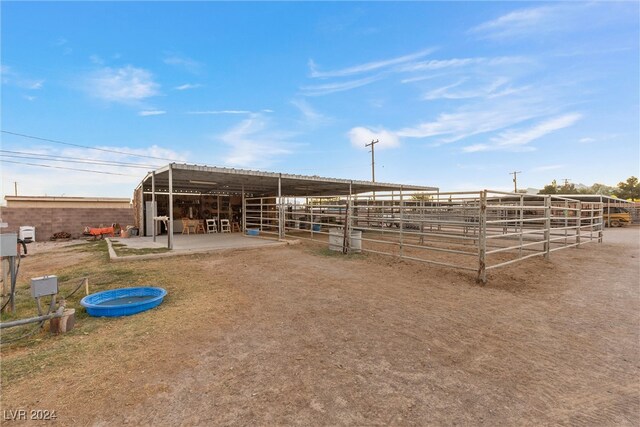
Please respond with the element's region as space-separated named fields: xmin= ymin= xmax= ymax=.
xmin=138 ymin=110 xmax=166 ymax=116
xmin=163 ymin=53 xmax=202 ymax=74
xmin=300 ymin=75 xmax=381 ymax=96
xmin=309 ymin=47 xmax=435 ymax=78
xmin=218 ymin=114 xmax=296 ymax=168
xmin=86 ymin=66 xmax=159 ymax=103
xmin=291 ymin=99 xmax=329 ymax=126
xmin=469 ymin=6 xmax=554 ymax=39
xmin=462 ymin=113 xmax=582 ymax=152
xmin=89 ymin=54 xmax=104 ymax=65
xmin=398 ymin=56 xmax=528 ymax=73
xmin=51 ymin=37 xmax=72 ymax=54
xmin=423 ymin=77 xmax=518 ymax=100
xmin=490 ymin=113 xmax=582 ymax=146
xmin=348 ymin=127 xmax=400 ymax=150
xmin=27 ymin=80 xmax=44 ymax=90
xmin=578 ymin=137 xmax=596 ymax=144
xmin=0 ymin=65 xmax=45 ymax=90
xmin=174 ymin=83 xmax=202 ymax=91
xmin=396 ymin=102 xmax=543 ymax=144
xmin=187 ymin=110 xmax=251 ymax=115
xmin=468 ymin=3 xmax=612 ymax=41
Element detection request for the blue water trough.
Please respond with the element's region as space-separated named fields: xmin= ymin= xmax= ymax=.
xmin=81 ymin=287 xmax=167 ymax=317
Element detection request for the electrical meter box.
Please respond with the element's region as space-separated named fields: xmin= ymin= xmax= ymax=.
xmin=31 ymin=275 xmax=58 ymax=298
xmin=0 ymin=233 xmax=18 ymax=257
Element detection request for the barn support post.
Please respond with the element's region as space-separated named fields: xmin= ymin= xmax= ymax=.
xmin=151 ymin=171 xmax=156 ymax=242
xmin=477 ymin=190 xmax=487 ymax=284
xmin=168 ymin=164 xmax=174 ymax=250
xmin=543 ymin=196 xmax=551 ymax=259
xmin=217 ymin=195 xmax=221 ymax=228
xmin=241 ymin=184 xmax=246 ymax=233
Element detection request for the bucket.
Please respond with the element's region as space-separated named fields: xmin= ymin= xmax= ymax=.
xmin=312 ymin=224 xmax=321 ymax=232
xmin=246 ymin=229 xmax=260 ymax=236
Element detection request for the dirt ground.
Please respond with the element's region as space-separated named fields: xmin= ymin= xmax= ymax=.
xmin=1 ymin=227 xmax=638 ymax=425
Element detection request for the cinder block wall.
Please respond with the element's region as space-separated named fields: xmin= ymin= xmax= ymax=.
xmin=0 ymin=207 xmax=134 ymax=240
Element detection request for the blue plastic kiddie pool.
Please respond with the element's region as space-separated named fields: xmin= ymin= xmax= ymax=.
xmin=81 ymin=287 xmax=167 ymax=317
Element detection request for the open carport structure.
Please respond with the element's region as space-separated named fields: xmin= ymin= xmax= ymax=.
xmin=133 ymin=162 xmax=437 ymax=248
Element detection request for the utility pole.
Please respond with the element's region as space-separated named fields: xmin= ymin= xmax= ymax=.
xmin=14 ymin=182 xmax=18 ymax=196
xmin=509 ymin=171 xmax=521 ymax=192
xmin=365 ymin=139 xmax=379 ymax=182
xmin=562 ymin=178 xmax=571 ymax=187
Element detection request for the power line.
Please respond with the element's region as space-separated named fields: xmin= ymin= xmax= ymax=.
xmin=0 ymin=152 xmax=159 ymax=169
xmin=1 ymin=130 xmax=180 ymax=162
xmin=0 ymin=159 xmax=139 ymax=177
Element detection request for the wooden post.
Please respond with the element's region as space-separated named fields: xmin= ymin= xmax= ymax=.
xmin=84 ymin=277 xmax=89 ymax=295
xmin=477 ymin=190 xmax=487 ymax=284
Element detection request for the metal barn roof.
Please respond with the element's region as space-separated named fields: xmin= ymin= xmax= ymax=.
xmin=138 ymin=163 xmax=438 ymax=197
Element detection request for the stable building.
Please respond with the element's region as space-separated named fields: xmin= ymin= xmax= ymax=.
xmin=133 ymin=163 xmax=437 ymax=248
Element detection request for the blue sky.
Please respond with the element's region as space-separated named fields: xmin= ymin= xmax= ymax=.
xmin=1 ymin=1 xmax=639 ymax=199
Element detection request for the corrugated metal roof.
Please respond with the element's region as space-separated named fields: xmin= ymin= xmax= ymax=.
xmin=140 ymin=163 xmax=438 ymax=197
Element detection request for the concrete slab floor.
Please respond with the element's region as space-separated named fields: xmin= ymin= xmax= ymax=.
xmin=111 ymin=233 xmax=282 ymax=252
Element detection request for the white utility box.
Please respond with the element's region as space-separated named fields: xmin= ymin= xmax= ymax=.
xmin=0 ymin=233 xmax=18 ymax=256
xmin=31 ymin=275 xmax=58 ymax=298
xmin=19 ymin=226 xmax=36 ymax=242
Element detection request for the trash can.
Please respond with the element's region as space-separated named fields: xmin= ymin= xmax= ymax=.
xmin=328 ymin=228 xmax=362 ymax=253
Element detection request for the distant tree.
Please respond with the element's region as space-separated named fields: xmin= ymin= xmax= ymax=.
xmin=558 ymin=183 xmax=578 ymax=194
xmin=579 ymin=183 xmax=615 ymax=195
xmin=613 ymin=176 xmax=640 ymax=200
xmin=538 ymin=179 xmax=558 ymax=194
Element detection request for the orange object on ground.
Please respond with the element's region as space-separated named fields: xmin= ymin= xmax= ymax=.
xmin=84 ymin=226 xmax=115 ymax=238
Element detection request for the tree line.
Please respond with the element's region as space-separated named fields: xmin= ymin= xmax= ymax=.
xmin=538 ymin=176 xmax=640 ymax=200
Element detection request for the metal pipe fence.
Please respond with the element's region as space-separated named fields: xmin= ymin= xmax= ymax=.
xmin=246 ymin=190 xmax=603 ymax=283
